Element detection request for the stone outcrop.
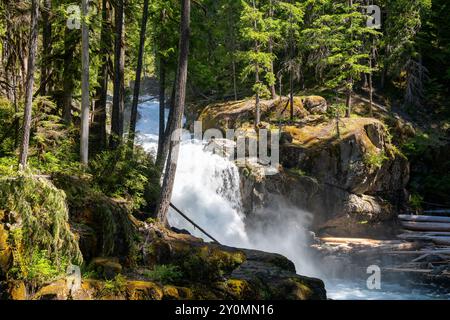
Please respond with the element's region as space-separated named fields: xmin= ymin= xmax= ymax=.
xmin=198 ymin=96 xmax=311 ymax=132
xmin=239 ymin=117 xmax=409 ymax=238
xmin=0 ymin=175 xmax=326 ymax=300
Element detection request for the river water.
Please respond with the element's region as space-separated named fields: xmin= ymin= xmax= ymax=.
xmin=135 ymin=97 xmax=448 ymax=300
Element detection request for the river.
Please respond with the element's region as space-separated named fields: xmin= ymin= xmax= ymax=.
xmin=135 ymin=97 xmax=449 ymax=300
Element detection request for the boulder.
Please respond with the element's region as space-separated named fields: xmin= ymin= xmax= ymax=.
xmin=302 ymin=96 xmax=328 ymax=115
xmin=89 ymin=257 xmax=123 ymax=280
xmin=198 ymin=97 xmax=309 ymax=132
xmin=240 ymin=117 xmax=409 ymax=237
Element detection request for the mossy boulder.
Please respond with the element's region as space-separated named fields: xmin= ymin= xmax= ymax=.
xmin=89 ymin=257 xmax=123 ymax=280
xmin=198 ymin=97 xmax=309 ymax=131
xmin=126 ymin=280 xmax=163 ymax=300
xmin=140 ymin=225 xmax=326 ymax=300
xmin=240 ymin=117 xmax=409 ymax=238
xmin=0 ymin=174 xmax=83 ymax=284
xmin=52 ymin=174 xmax=138 ymax=265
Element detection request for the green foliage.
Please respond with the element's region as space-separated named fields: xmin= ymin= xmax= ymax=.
xmin=89 ymin=144 xmax=161 ymax=210
xmin=303 ymin=0 xmax=379 ymax=94
xmin=409 ymin=193 xmax=424 ymax=211
xmin=0 ymin=173 xmax=83 ymax=284
xmin=402 ymin=132 xmax=444 ymax=157
xmin=143 ymin=265 xmax=183 ymax=284
xmin=103 ymin=274 xmax=128 ymax=295
xmin=363 ymin=150 xmax=388 ymax=169
xmin=328 ymin=103 xmax=347 ymax=119
xmin=0 ymin=97 xmax=17 ymax=155
xmin=238 ymin=0 xmax=277 ymax=97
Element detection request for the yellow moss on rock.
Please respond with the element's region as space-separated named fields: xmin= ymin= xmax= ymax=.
xmin=222 ymin=279 xmax=253 ymax=299
xmin=126 ymin=280 xmax=163 ymax=300
xmin=7 ymin=280 xmax=27 ymax=300
xmin=163 ymin=285 xmax=194 ymax=300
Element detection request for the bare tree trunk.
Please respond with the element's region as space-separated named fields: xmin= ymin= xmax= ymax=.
xmin=156 ymin=75 xmax=177 ymax=168
xmin=63 ymin=28 xmax=75 ymax=124
xmin=95 ymin=0 xmax=110 ymax=151
xmin=40 ymin=0 xmax=52 ymax=96
xmin=345 ymin=78 xmax=353 ymax=118
xmin=252 ymin=0 xmax=260 ymax=126
xmin=227 ymin=5 xmax=238 ymax=101
xmin=128 ymin=0 xmax=150 ymax=148
xmin=80 ymin=0 xmax=90 ymax=165
xmin=268 ymin=0 xmax=276 ymax=99
xmin=289 ymin=0 xmax=295 ymax=120
xmin=255 ymin=62 xmax=261 ymax=126
xmin=368 ymin=54 xmax=374 ymax=117
xmin=110 ymin=0 xmax=125 ymax=149
xmin=156 ymin=0 xmax=191 ymax=227
xmin=157 ymin=57 xmax=166 ymax=162
xmin=19 ymin=0 xmax=39 ymax=168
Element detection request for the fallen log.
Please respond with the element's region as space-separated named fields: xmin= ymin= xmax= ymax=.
xmin=401 ymin=221 xmax=450 ymax=232
xmin=320 ymin=237 xmax=403 ymax=246
xmin=424 ymin=210 xmax=450 ymax=216
xmin=429 ymin=236 xmax=450 ymax=246
xmin=389 ymin=249 xmax=450 ymax=255
xmin=399 ymin=215 xmax=450 ymax=223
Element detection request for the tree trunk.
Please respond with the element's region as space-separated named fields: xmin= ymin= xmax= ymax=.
xmin=40 ymin=0 xmax=52 ymax=96
xmin=227 ymin=5 xmax=238 ymax=101
xmin=110 ymin=0 xmax=125 ymax=149
xmin=157 ymin=57 xmax=166 ymax=163
xmin=289 ymin=1 xmax=295 ymax=120
xmin=156 ymin=0 xmax=191 ymax=227
xmin=156 ymin=75 xmax=177 ymax=169
xmin=95 ymin=0 xmax=110 ymax=151
xmin=268 ymin=0 xmax=276 ymax=99
xmin=368 ymin=57 xmax=374 ymax=117
xmin=345 ymin=82 xmax=352 ymax=118
xmin=80 ymin=0 xmax=90 ymax=165
xmin=128 ymin=0 xmax=150 ymax=148
xmin=252 ymin=0 xmax=260 ymax=126
xmin=19 ymin=0 xmax=39 ymax=168
xmin=63 ymin=28 xmax=75 ymax=124
xmin=255 ymin=62 xmax=261 ymax=126
xmin=268 ymin=38 xmax=276 ymax=99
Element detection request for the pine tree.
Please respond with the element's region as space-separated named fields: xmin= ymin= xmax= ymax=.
xmin=303 ymin=0 xmax=378 ymax=117
xmin=156 ymin=0 xmax=191 ymax=227
xmin=80 ymin=0 xmax=90 ymax=165
xmin=19 ymin=0 xmax=40 ymax=168
xmin=239 ymin=0 xmax=275 ymax=126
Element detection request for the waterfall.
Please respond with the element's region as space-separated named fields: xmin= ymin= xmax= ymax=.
xmin=136 ymin=97 xmax=249 ymax=247
xmin=135 ymin=97 xmax=319 ymax=276
xmin=135 ymin=97 xmax=444 ymax=300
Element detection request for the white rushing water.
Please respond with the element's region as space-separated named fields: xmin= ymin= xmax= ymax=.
xmin=135 ymin=97 xmax=446 ymax=300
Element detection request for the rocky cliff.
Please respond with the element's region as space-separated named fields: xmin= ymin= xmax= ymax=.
xmin=0 ymin=174 xmax=326 ymax=300
xmin=198 ymin=96 xmax=410 ymax=238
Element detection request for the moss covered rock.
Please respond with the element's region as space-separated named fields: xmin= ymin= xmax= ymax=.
xmin=198 ymin=97 xmax=309 ymax=132
xmin=0 ymin=174 xmax=83 ymax=284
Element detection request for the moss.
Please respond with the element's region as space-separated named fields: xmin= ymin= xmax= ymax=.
xmin=53 ymin=174 xmax=137 ymax=262
xmin=103 ymin=274 xmax=127 ymax=295
xmin=0 ymin=174 xmax=82 ymax=284
xmin=126 ymin=280 xmax=163 ymax=300
xmin=222 ymin=279 xmax=254 ymax=299
xmin=363 ymin=150 xmax=389 ymax=169
xmin=143 ymin=264 xmax=183 ymax=284
xmin=181 ymin=246 xmax=246 ymax=282
xmin=163 ymin=285 xmax=194 ymax=300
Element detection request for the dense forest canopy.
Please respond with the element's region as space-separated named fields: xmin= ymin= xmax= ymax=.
xmin=0 ymin=0 xmax=449 ymax=219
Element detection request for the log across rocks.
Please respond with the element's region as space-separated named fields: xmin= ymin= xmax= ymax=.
xmin=400 ymin=221 xmax=450 ymax=232
xmin=399 ymin=215 xmax=450 ymax=223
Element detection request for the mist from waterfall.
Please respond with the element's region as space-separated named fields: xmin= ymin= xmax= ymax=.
xmin=135 ymin=97 xmax=320 ymax=278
